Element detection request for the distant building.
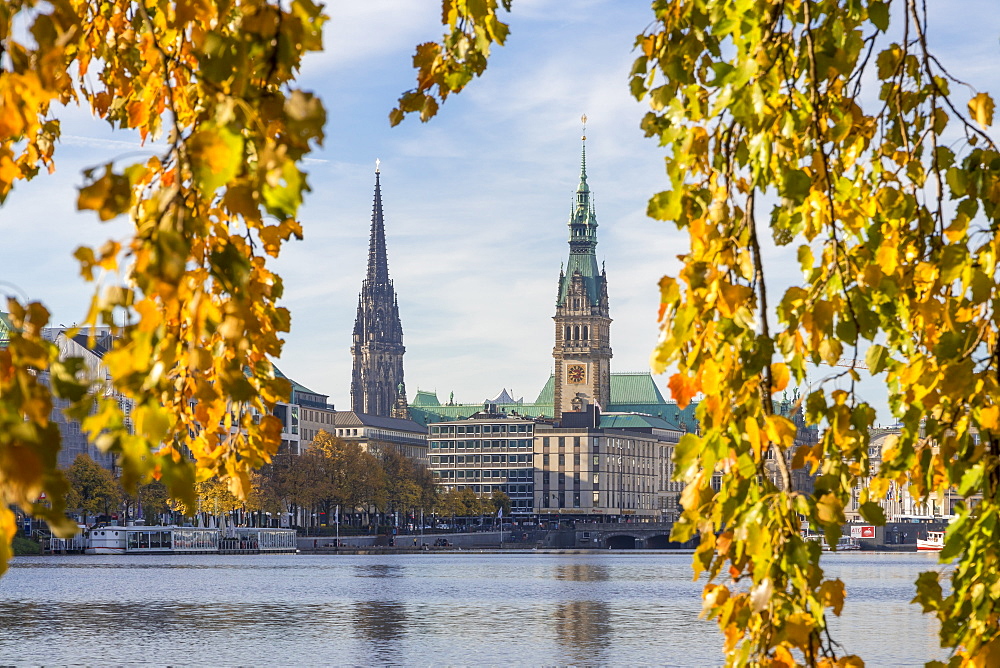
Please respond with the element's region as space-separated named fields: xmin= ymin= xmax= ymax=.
xmin=332 ymin=411 xmax=428 ymax=464
xmin=427 ymin=402 xmax=684 ymax=519
xmin=534 ymin=405 xmax=684 ymax=520
xmin=350 ymin=165 xmax=409 ymax=420
xmin=408 ymin=372 xmax=698 ymax=429
xmin=427 ymin=408 xmax=538 ymax=514
xmin=275 ymin=366 xmax=334 ymax=451
xmin=405 ymin=131 xmax=698 ymax=431
xmin=41 ymin=327 xmax=123 ymax=470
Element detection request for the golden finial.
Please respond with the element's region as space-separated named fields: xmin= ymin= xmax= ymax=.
xmin=375 ymin=158 xmax=381 ymax=173
xmin=581 ymin=114 xmax=587 ymax=141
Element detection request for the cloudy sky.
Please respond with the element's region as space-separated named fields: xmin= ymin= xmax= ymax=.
xmin=2 ymin=1 xmax=998 ymax=422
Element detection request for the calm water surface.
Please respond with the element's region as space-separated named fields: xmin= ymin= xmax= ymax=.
xmin=0 ymin=552 xmax=946 ymax=666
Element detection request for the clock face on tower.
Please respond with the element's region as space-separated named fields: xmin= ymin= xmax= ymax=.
xmin=567 ymin=363 xmax=587 ymax=384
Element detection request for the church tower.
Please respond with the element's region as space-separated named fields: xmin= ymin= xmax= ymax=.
xmin=553 ymin=119 xmax=612 ymax=421
xmin=351 ymin=163 xmax=409 ymax=419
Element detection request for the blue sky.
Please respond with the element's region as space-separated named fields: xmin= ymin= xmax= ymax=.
xmin=2 ymin=1 xmax=998 ymax=423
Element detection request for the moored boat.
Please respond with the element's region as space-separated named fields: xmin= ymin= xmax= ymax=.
xmin=84 ymin=525 xmax=297 ymax=554
xmin=916 ymin=530 xmax=945 ymax=551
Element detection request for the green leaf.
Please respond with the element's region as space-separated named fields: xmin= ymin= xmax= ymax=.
xmin=865 ymin=344 xmax=889 ymax=374
xmin=262 ymin=159 xmax=305 ymax=219
xmin=868 ymin=1 xmax=889 ymax=32
xmin=859 ymin=501 xmax=886 ymax=525
xmin=779 ymin=169 xmax=811 ymax=205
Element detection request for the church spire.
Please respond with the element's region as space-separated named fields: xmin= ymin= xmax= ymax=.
xmin=367 ymin=161 xmax=390 ymax=286
xmin=351 ymin=161 xmax=407 ymax=419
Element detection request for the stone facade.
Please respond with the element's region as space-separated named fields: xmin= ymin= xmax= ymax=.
xmin=333 ymin=411 xmax=428 ymax=464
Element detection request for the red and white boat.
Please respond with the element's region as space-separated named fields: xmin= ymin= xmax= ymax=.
xmin=916 ymin=530 xmax=945 ymax=551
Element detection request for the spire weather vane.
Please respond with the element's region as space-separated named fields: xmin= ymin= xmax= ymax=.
xmin=375 ymin=158 xmax=381 ymax=173
xmin=581 ymin=113 xmax=587 ymax=141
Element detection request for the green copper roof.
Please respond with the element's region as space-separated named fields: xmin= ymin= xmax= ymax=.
xmin=557 ymin=136 xmax=604 ymax=307
xmin=412 ymin=389 xmax=442 ymax=407
xmin=409 ymin=402 xmax=552 ymax=428
xmin=599 ymin=413 xmax=680 ymax=431
xmin=534 ymin=372 xmax=667 ymax=405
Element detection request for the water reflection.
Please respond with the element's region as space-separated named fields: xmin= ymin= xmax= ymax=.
xmin=353 ymin=563 xmax=405 ymax=578
xmin=554 ymin=563 xmax=610 ymax=582
xmin=554 ymin=600 xmax=612 ymax=664
xmin=0 ymin=554 xmax=948 ymax=667
xmin=353 ymin=601 xmax=407 ymax=641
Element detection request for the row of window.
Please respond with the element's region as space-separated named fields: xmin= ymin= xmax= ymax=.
xmin=563 ymin=324 xmax=590 ymax=341
xmin=430 ymin=423 xmax=533 ymax=435
xmin=431 ymin=454 xmax=532 ymax=465
xmin=433 ymin=469 xmax=533 ymax=481
xmin=302 ymin=409 xmax=334 ymax=425
xmin=429 ymin=439 xmax=532 ymax=451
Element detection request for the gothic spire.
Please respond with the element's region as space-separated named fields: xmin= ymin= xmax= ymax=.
xmin=351 ymin=162 xmax=407 ymax=418
xmin=367 ymin=163 xmax=390 ymax=286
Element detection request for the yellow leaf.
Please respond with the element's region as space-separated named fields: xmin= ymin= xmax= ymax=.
xmin=876 ymin=243 xmax=898 ymax=275
xmin=980 ymin=405 xmax=1000 ymax=430
xmin=819 ymin=578 xmax=846 ymax=616
xmin=771 ymin=362 xmax=789 ymax=393
xmin=717 ymin=282 xmax=751 ymax=318
xmin=765 ymin=414 xmax=797 ymax=447
xmin=745 ymin=418 xmax=762 ymax=457
xmin=969 ymin=92 xmax=995 ymax=130
xmin=817 ymin=493 xmax=845 ymax=525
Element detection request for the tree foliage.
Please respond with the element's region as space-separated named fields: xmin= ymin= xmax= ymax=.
xmin=0 ymin=0 xmax=325 ymax=575
xmin=631 ymin=1 xmax=998 ymax=665
xmin=65 ymin=453 xmax=121 ymax=524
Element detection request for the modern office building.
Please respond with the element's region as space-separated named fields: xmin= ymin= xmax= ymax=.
xmin=427 ymin=406 xmax=538 ymax=514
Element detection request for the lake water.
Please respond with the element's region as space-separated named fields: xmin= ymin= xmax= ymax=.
xmin=0 ymin=552 xmax=947 ymax=666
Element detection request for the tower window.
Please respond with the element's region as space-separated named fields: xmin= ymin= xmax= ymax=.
xmin=574 ymin=325 xmax=580 ymax=340
xmin=565 ymin=325 xmax=571 ymax=341
xmin=583 ymin=326 xmax=589 ymax=340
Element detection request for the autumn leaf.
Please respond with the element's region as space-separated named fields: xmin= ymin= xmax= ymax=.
xmin=968 ymin=92 xmax=995 ymax=130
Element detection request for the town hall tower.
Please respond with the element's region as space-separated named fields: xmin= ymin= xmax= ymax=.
xmin=553 ymin=121 xmax=612 ymax=420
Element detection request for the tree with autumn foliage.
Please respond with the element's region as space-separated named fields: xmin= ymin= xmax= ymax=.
xmin=0 ymin=0 xmax=324 ymax=574
xmin=65 ymin=453 xmax=121 ymax=525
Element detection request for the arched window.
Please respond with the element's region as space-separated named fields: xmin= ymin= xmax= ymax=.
xmin=565 ymin=325 xmax=571 ymax=341
xmin=583 ymin=325 xmax=589 ymax=340
xmin=574 ymin=326 xmax=580 ymax=340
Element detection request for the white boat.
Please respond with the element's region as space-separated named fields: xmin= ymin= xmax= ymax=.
xmin=85 ymin=525 xmax=297 ymax=554
xmin=916 ymin=530 xmax=945 ymax=551
xmin=85 ymin=526 xmax=128 ymax=554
